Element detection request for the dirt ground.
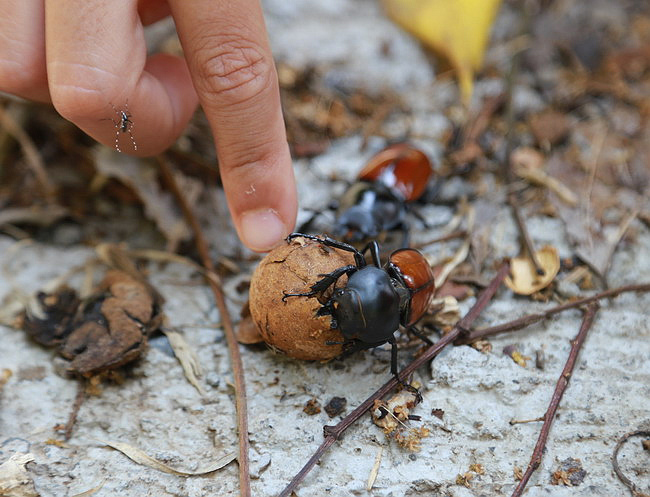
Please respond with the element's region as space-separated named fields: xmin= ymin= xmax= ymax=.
xmin=1 ymin=0 xmax=650 ymax=496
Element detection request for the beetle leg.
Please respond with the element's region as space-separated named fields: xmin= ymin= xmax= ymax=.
xmin=407 ymin=325 xmax=433 ymax=346
xmin=407 ymin=204 xmax=430 ymax=229
xmin=339 ymin=338 xmax=375 ymax=357
xmin=397 ymin=220 xmax=410 ymax=249
xmin=282 ymin=264 xmax=357 ymax=302
xmin=286 ymin=233 xmax=366 ymax=267
xmin=389 ymin=337 xmax=422 ymax=403
xmin=359 ymin=240 xmax=382 ymax=267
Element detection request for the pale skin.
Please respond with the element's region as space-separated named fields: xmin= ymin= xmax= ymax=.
xmin=0 ymin=0 xmax=297 ymax=252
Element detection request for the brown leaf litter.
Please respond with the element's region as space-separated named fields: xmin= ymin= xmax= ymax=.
xmin=22 ymin=269 xmax=162 ymax=376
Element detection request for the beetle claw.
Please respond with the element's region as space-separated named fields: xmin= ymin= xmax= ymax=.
xmin=282 ymin=290 xmax=316 ymax=302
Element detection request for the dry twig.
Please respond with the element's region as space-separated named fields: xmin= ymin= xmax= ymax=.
xmin=278 ymin=262 xmax=510 ymax=497
xmin=0 ymin=103 xmax=56 ymax=201
xmin=64 ymin=380 xmax=86 ymax=441
xmin=510 ymin=303 xmax=599 ymax=497
xmin=456 ymin=282 xmax=650 ymax=344
xmin=500 ymin=19 xmax=544 ymax=277
xmin=157 ymin=157 xmax=251 ymax=497
xmin=612 ymin=430 xmax=650 ymax=497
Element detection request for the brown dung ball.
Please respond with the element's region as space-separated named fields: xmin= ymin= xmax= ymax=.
xmin=249 ymin=236 xmax=355 ymax=360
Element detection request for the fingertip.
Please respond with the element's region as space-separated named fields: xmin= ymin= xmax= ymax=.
xmin=238 ymin=208 xmax=291 ymax=252
xmin=224 ymin=143 xmax=297 ymax=252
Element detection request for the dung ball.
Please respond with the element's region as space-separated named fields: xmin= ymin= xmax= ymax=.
xmin=249 ymin=235 xmax=355 ymax=360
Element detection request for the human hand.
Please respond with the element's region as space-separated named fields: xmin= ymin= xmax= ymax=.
xmin=0 ymin=0 xmax=297 ymax=252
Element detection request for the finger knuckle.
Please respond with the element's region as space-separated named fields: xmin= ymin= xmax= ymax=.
xmin=225 ymin=139 xmax=277 ymax=175
xmin=192 ymin=34 xmax=273 ymax=107
xmin=48 ymin=62 xmax=125 ymax=122
xmin=49 ymin=83 xmax=107 ymax=122
xmin=0 ymin=57 xmax=46 ymax=96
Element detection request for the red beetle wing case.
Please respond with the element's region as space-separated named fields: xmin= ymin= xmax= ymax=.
xmin=357 ymin=144 xmax=433 ymax=202
xmin=388 ymin=248 xmax=435 ymax=326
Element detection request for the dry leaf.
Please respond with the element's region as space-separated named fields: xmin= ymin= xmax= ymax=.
xmin=511 ymin=351 xmax=530 ymax=367
xmin=515 ymin=165 xmax=578 ymax=207
xmin=60 ymin=270 xmax=158 ymax=375
xmin=162 ymin=328 xmax=205 ymax=396
xmin=550 ymin=458 xmax=587 ymax=487
xmin=366 ymin=447 xmax=383 ymax=492
xmin=505 ymin=246 xmax=560 ymax=295
xmin=427 ymin=205 xmax=474 ymax=287
xmin=94 ymin=148 xmax=202 ymax=252
xmin=0 ymin=205 xmax=68 ymax=228
xmin=0 ymin=453 xmax=38 ymax=497
xmin=545 ymin=153 xmax=645 ymax=283
xmin=0 ymin=369 xmax=12 ymax=390
xmin=511 ymin=147 xmax=578 ymax=206
xmin=0 ymin=292 xmax=26 ymax=328
xmin=69 ymin=482 xmax=105 ymax=497
xmin=423 ymin=296 xmax=460 ymax=329
xmin=382 ymin=0 xmax=502 ymax=102
xmin=372 ymin=383 xmax=420 ymax=434
xmin=22 ymin=287 xmax=80 ymax=347
xmin=235 ymin=301 xmax=264 ymax=345
xmin=456 ymin=472 xmax=474 ymax=487
xmin=22 ymin=270 xmax=161 ymax=376
xmin=528 ymin=109 xmax=571 ymax=147
xmin=99 ymin=440 xmax=236 ymax=476
xmin=503 ymin=345 xmax=530 ymax=367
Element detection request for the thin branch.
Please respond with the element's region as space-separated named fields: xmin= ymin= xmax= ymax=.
xmin=64 ymin=379 xmax=86 ymax=440
xmin=510 ymin=303 xmax=599 ymax=497
xmin=509 ymin=197 xmax=545 ymax=275
xmin=157 ymin=157 xmax=251 ymax=497
xmin=500 ymin=12 xmax=544 ymax=277
xmin=456 ymin=282 xmax=650 ymax=345
xmin=612 ymin=430 xmax=650 ymax=497
xmin=278 ymin=262 xmax=510 ymax=497
xmin=597 ymin=208 xmax=639 ymax=288
xmin=0 ymin=103 xmax=56 ymax=202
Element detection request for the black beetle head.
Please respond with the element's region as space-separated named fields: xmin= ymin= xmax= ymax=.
xmin=330 ymin=268 xmax=400 ymax=344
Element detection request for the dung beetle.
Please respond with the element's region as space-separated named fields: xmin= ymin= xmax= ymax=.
xmin=333 ymin=143 xmax=433 ymax=245
xmin=282 ymin=232 xmax=435 ymax=391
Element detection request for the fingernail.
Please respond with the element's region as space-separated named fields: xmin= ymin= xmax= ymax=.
xmin=240 ymin=208 xmax=286 ymax=252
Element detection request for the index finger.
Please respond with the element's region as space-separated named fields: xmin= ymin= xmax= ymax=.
xmin=168 ymin=0 xmax=296 ymax=252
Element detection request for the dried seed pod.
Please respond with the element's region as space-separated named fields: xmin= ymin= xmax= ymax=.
xmin=248 ymin=236 xmax=353 ymax=360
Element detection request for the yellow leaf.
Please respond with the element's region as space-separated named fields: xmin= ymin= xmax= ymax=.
xmin=505 ymin=245 xmax=561 ymax=296
xmin=382 ymin=0 xmax=502 ymax=102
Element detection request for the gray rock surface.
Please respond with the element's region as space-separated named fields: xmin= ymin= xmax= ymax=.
xmin=2 ymin=0 xmax=650 ymax=496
